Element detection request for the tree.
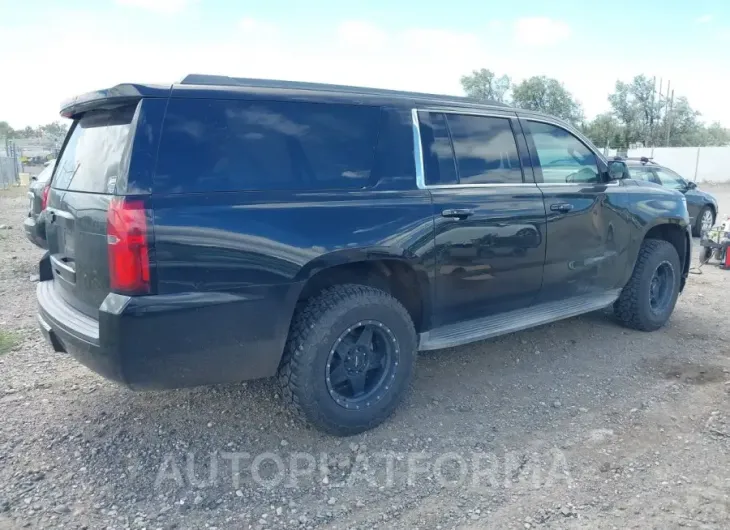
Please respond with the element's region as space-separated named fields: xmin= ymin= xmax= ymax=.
xmin=460 ymin=68 xmax=511 ymax=103
xmin=39 ymin=121 xmax=69 ymax=141
xmin=582 ymin=113 xmax=623 ymax=149
xmin=0 ymin=121 xmax=13 ymax=139
xmin=18 ymin=126 xmax=37 ymax=139
xmin=608 ymin=75 xmax=664 ymax=147
xmin=662 ymin=96 xmax=702 ymax=147
xmin=511 ymin=76 xmax=583 ymax=124
xmin=702 ymin=122 xmax=730 ymax=146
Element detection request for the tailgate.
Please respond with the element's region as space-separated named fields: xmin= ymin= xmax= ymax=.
xmin=45 ymin=104 xmax=137 ymax=318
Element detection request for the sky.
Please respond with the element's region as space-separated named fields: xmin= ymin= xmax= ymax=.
xmin=1 ymin=0 xmax=729 ymax=128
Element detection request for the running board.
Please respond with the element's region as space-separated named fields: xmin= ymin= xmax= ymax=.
xmin=418 ymin=290 xmax=621 ymax=351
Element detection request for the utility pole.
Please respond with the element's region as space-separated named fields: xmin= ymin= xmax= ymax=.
xmin=654 ymin=78 xmax=664 ymax=147
xmin=664 ymin=88 xmax=674 ymax=147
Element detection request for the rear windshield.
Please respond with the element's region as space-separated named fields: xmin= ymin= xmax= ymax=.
xmin=154 ymin=99 xmax=381 ymax=193
xmin=52 ymin=104 xmax=136 ymax=193
xmin=35 ymin=161 xmax=56 ymax=184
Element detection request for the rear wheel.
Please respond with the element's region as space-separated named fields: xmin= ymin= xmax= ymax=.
xmin=614 ymin=239 xmax=681 ymax=331
xmin=693 ymin=206 xmax=714 ymax=237
xmin=277 ymin=284 xmax=416 ymax=436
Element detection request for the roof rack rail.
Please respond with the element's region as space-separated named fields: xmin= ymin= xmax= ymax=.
xmin=179 ymin=74 xmax=507 ymax=107
xmin=615 ymin=156 xmax=655 ymax=164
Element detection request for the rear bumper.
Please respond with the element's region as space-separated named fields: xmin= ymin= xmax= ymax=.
xmin=37 ymin=280 xmax=300 ymax=389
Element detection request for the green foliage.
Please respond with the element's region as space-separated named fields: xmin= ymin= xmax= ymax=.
xmin=460 ymin=69 xmax=729 ymax=148
xmin=0 ymin=120 xmax=69 ymax=140
xmin=595 ymin=76 xmax=728 ymax=148
xmin=511 ymin=76 xmax=584 ymax=124
xmin=581 ymin=113 xmax=623 ymax=149
xmin=460 ymin=69 xmax=512 ymax=103
xmin=0 ymin=330 xmax=18 ymax=355
xmin=461 ymin=70 xmax=583 ymax=125
xmin=0 ymin=121 xmax=12 ymax=139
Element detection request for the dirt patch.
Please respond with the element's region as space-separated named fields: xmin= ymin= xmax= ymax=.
xmin=646 ymin=359 xmax=730 ymax=385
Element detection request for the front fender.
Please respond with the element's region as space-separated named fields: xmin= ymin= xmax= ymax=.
xmin=614 ymin=186 xmax=691 ymax=290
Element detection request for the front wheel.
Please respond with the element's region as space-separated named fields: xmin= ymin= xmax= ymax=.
xmin=277 ymin=284 xmax=417 ymax=436
xmin=614 ymin=239 xmax=681 ymax=331
xmin=693 ymin=206 xmax=715 ymax=237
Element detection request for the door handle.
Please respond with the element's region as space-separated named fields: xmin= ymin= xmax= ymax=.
xmin=550 ymin=203 xmax=573 ymax=213
xmin=441 ymin=208 xmax=474 ymax=220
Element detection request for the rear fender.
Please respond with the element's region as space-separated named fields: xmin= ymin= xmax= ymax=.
xmin=291 ymin=248 xmax=433 ymax=329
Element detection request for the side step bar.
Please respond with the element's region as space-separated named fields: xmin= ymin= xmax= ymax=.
xmin=418 ymin=290 xmax=621 ymax=351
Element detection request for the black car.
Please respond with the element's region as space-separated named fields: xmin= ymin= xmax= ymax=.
xmin=621 ymin=157 xmax=718 ymax=236
xmin=23 ymin=159 xmax=55 ymax=248
xmin=37 ymin=75 xmax=692 ymax=435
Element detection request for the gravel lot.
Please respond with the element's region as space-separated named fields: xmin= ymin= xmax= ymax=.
xmin=2 ymin=185 xmax=730 ymax=529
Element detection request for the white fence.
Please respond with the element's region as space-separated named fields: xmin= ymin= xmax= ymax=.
xmin=605 ymin=146 xmax=730 ymax=183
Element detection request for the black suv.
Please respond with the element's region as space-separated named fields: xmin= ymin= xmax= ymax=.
xmin=620 ymin=156 xmax=718 ymax=236
xmin=37 ymin=75 xmax=692 ymax=435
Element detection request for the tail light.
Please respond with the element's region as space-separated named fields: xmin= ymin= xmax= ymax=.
xmin=107 ymin=197 xmax=150 ymax=294
xmin=41 ymin=185 xmax=50 ymax=211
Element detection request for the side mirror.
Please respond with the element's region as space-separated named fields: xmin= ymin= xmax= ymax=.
xmin=607 ymin=160 xmax=629 ymax=180
xmin=686 ymin=181 xmax=697 ymax=190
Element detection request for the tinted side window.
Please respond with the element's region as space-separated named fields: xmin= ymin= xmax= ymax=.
xmin=418 ymin=112 xmax=458 ymax=186
xmin=629 ymin=166 xmax=658 ymax=183
xmin=527 ymin=121 xmax=599 ymax=184
xmin=654 ymin=168 xmax=685 ymax=189
xmin=446 ymin=114 xmax=523 ymax=184
xmin=155 ymin=99 xmax=381 ymax=193
xmin=372 ymin=108 xmax=416 ymax=188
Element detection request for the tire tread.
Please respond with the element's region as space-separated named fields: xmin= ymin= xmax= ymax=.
xmin=614 ymin=238 xmax=679 ymax=331
xmin=277 ymin=284 xmax=416 ymax=436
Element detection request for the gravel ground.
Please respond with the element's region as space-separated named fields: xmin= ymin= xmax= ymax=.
xmin=2 ymin=185 xmax=730 ymax=529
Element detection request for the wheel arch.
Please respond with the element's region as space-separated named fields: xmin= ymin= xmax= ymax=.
xmin=290 ymin=250 xmax=433 ymax=335
xmin=624 ymin=222 xmax=690 ymax=292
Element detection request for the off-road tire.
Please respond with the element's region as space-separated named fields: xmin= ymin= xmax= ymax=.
xmin=614 ymin=239 xmax=681 ymax=331
xmin=277 ymin=284 xmax=417 ymax=436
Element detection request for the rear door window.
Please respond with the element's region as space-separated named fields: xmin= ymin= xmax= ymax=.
xmin=52 ymin=105 xmax=136 ymax=193
xmin=417 ymin=112 xmax=458 ymax=186
xmin=446 ymin=114 xmax=523 ymax=185
xmin=154 ymin=99 xmax=381 ymax=193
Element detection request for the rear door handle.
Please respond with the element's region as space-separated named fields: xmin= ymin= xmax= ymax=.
xmin=441 ymin=208 xmax=474 ymax=220
xmin=550 ymin=203 xmax=573 ymax=213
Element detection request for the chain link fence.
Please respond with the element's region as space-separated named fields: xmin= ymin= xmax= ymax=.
xmin=0 ymin=155 xmax=20 ymax=189
xmin=0 ymin=140 xmax=21 ymax=189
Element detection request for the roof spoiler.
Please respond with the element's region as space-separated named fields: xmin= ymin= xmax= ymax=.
xmin=60 ymin=83 xmax=171 ymax=119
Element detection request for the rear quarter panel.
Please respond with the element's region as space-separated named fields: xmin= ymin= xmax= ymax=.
xmin=149 ymin=189 xmax=435 ymax=378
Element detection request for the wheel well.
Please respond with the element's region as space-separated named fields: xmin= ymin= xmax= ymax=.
xmin=296 ymin=260 xmax=428 ymax=332
xmin=706 ymin=202 xmax=717 ymax=218
xmin=644 ymin=224 xmax=689 ymax=273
